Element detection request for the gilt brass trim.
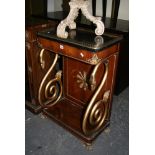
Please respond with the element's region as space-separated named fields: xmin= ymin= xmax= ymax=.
xmin=26 ymin=42 xmax=31 ymax=50
xmin=103 ymin=90 xmax=110 ymax=102
xmin=76 ymin=71 xmax=88 ymax=91
xmin=39 ymin=49 xmax=45 ymax=69
xmin=89 ymin=59 xmax=103 ymax=91
xmin=44 ymin=71 xmax=62 ymax=107
xmin=87 ymin=54 xmax=101 ymax=65
xmin=82 ymin=60 xmax=109 ymax=136
xmin=25 ymin=31 xmax=29 ymax=40
xmin=38 ymin=52 xmax=62 ymax=108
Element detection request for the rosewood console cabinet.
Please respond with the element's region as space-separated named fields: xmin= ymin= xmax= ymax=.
xmin=37 ymin=28 xmax=122 ymax=144
xmin=25 ymin=18 xmax=57 ymax=113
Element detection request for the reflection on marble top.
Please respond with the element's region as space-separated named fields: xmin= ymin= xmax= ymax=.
xmin=37 ymin=27 xmax=123 ymax=52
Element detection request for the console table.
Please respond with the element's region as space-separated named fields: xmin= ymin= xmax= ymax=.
xmin=37 ymin=27 xmax=122 ymax=144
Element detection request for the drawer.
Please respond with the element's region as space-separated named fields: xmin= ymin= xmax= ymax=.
xmin=37 ymin=37 xmax=119 ymax=65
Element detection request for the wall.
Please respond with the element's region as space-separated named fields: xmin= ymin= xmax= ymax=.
xmin=47 ymin=0 xmax=54 ymax=12
xmin=47 ymin=0 xmax=129 ymax=20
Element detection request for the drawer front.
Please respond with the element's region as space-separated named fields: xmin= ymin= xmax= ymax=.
xmin=37 ymin=37 xmax=118 ymax=65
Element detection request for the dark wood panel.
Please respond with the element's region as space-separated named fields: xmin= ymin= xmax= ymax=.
xmin=25 ymin=19 xmax=58 ymax=113
xmin=37 ymin=37 xmax=119 ymax=65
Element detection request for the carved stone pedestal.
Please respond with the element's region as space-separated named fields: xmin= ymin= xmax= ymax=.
xmin=57 ymin=0 xmax=105 ymax=38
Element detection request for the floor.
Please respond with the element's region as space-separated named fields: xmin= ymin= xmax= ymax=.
xmin=25 ymin=87 xmax=129 ymax=155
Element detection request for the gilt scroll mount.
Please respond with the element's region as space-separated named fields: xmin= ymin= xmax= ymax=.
xmin=82 ymin=60 xmax=110 ymax=136
xmin=38 ymin=50 xmax=63 ymax=108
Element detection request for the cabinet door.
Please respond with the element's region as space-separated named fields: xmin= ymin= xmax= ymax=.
xmin=62 ymin=53 xmax=119 ymax=136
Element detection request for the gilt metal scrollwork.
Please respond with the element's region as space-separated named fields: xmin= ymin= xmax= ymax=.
xmin=89 ymin=57 xmax=109 ymax=91
xmin=76 ymin=59 xmax=105 ymax=91
xmin=38 ymin=50 xmax=63 ymax=108
xmin=82 ymin=60 xmax=110 ymax=136
xmin=87 ymin=54 xmax=101 ymax=65
xmin=39 ymin=49 xmax=45 ymax=69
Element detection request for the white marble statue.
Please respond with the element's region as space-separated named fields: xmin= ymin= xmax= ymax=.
xmin=57 ymin=0 xmax=105 ymax=38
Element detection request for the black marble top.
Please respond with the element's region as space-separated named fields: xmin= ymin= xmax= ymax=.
xmin=37 ymin=27 xmax=123 ymax=52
